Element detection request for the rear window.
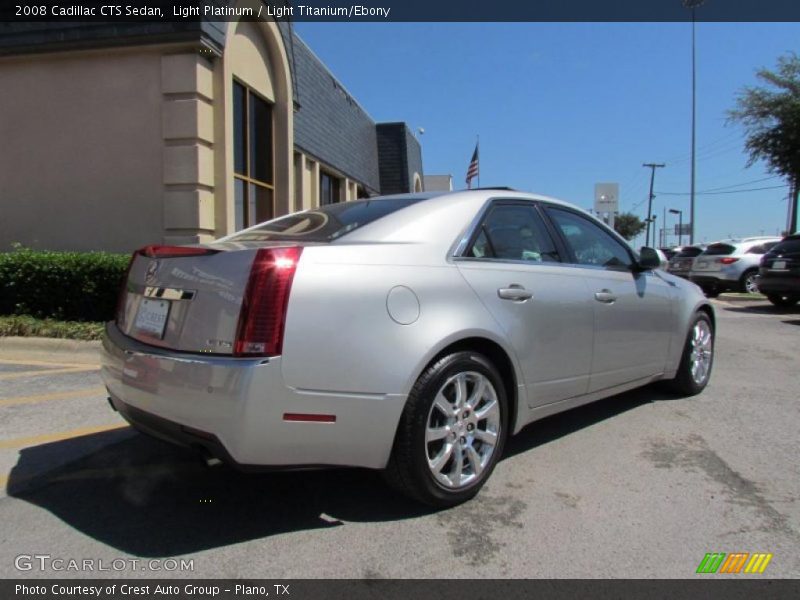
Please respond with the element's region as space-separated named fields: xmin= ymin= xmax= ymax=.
xmin=226 ymin=197 xmax=425 ymax=242
xmin=703 ymin=243 xmax=735 ymax=256
xmin=770 ymin=238 xmax=800 ymax=254
xmin=675 ymin=247 xmax=704 ymax=258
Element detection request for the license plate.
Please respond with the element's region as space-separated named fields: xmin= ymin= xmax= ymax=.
xmin=133 ymin=298 xmax=170 ymax=339
xmin=772 ymin=260 xmax=786 ymax=270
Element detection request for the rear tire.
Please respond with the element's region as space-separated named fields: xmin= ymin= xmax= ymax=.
xmin=384 ymin=351 xmax=508 ymax=507
xmin=664 ymin=312 xmax=714 ymax=396
xmin=740 ymin=269 xmax=759 ymax=294
xmin=702 ymin=287 xmax=720 ymax=298
xmin=766 ymin=294 xmax=799 ymax=307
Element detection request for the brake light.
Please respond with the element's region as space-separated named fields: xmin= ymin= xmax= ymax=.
xmin=234 ymin=247 xmax=303 ymax=357
xmin=719 ymin=257 xmax=739 ymax=265
xmin=137 ymin=245 xmax=219 ymax=258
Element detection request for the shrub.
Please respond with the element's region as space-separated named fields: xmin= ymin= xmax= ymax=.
xmin=0 ymin=248 xmax=130 ymax=322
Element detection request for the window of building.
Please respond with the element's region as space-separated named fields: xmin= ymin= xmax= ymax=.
xmin=233 ymin=81 xmax=274 ymax=230
xmin=320 ymin=171 xmax=341 ymax=206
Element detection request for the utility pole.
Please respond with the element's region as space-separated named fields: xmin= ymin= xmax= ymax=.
xmin=643 ymin=163 xmax=665 ymax=247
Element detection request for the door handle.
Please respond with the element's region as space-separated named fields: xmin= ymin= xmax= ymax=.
xmin=594 ymin=290 xmax=617 ymax=304
xmin=498 ymin=285 xmax=533 ymax=302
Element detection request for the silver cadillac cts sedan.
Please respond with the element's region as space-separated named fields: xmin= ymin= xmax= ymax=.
xmin=102 ymin=189 xmax=715 ymax=507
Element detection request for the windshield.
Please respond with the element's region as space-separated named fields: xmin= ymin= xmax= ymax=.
xmin=225 ymin=197 xmax=425 ymax=242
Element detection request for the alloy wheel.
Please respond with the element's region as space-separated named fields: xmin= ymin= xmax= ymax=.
xmin=425 ymin=371 xmax=501 ymax=490
xmin=689 ymin=320 xmax=713 ymax=385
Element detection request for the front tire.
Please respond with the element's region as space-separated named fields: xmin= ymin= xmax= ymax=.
xmin=384 ymin=351 xmax=508 ymax=507
xmin=665 ymin=312 xmax=714 ymax=396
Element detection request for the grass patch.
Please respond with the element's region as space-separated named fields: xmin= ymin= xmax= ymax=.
xmin=0 ymin=315 xmax=105 ymax=341
xmin=720 ymin=292 xmax=767 ymax=300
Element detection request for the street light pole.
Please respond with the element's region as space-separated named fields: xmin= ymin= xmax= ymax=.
xmin=683 ymin=0 xmax=705 ymax=244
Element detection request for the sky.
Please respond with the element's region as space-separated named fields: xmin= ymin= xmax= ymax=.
xmin=294 ymin=22 xmax=799 ymax=247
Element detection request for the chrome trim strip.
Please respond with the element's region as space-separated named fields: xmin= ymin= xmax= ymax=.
xmin=143 ymin=286 xmax=196 ymax=301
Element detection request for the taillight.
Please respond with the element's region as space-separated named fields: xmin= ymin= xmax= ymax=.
xmin=719 ymin=257 xmax=739 ymax=265
xmin=234 ymin=247 xmax=303 ymax=357
xmin=138 ymin=245 xmax=219 ymax=258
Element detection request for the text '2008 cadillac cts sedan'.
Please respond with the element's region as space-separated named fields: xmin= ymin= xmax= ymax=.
xmin=102 ymin=190 xmax=715 ymax=507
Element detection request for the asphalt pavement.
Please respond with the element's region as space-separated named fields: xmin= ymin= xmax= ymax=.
xmin=0 ymin=298 xmax=798 ymax=579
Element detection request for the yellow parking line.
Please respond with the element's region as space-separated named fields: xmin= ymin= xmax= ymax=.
xmin=0 ymin=358 xmax=98 ymax=369
xmin=0 ymin=386 xmax=107 ymax=407
xmin=0 ymin=366 xmax=100 ymax=381
xmin=0 ymin=423 xmax=129 ymax=449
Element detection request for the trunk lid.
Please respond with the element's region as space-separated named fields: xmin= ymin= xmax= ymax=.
xmin=117 ymin=243 xmax=299 ymax=355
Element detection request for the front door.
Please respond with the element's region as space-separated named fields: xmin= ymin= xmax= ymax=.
xmin=455 ymin=201 xmax=594 ymax=408
xmin=544 ymin=207 xmax=673 ymax=392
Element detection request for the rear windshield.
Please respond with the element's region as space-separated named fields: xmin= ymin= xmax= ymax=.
xmin=770 ymin=238 xmax=800 ymax=254
xmin=675 ymin=247 xmax=704 ymax=258
xmin=703 ymin=243 xmax=735 ymax=256
xmin=226 ymin=197 xmax=425 ymax=242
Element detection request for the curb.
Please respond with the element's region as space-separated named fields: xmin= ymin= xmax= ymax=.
xmin=0 ymin=336 xmax=102 ymax=365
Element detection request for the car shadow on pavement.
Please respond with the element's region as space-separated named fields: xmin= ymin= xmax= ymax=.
xmin=7 ymin=384 xmax=675 ymax=558
xmin=503 ymin=384 xmax=670 ymax=460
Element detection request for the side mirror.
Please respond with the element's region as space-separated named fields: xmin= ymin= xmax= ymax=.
xmin=637 ymin=247 xmax=663 ymax=270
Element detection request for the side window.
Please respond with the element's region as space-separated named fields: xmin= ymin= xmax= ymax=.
xmin=547 ymin=208 xmax=633 ymax=269
xmin=466 ymin=204 xmax=560 ymax=262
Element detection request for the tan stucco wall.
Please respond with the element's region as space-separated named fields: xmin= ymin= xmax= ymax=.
xmin=0 ymin=49 xmax=166 ymax=252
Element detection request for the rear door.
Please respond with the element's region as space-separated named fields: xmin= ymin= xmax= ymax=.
xmin=455 ymin=201 xmax=594 ymax=408
xmin=543 ymin=206 xmax=674 ymax=392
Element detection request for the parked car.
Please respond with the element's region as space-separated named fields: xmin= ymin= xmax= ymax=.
xmin=667 ymin=245 xmax=706 ymax=279
xmin=756 ymin=234 xmax=800 ymax=307
xmin=689 ymin=237 xmax=782 ymax=296
xmin=102 ymin=190 xmax=715 ymax=507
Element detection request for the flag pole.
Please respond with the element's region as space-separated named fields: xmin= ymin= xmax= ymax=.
xmin=476 ymin=135 xmax=480 ymax=188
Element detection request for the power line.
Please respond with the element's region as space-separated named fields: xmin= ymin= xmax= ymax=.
xmin=697 ymin=175 xmax=781 ymax=192
xmin=656 ymin=184 xmax=788 ymax=196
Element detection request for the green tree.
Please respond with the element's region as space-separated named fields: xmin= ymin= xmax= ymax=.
xmin=728 ymin=52 xmax=800 ymax=234
xmin=613 ymin=212 xmax=646 ymax=241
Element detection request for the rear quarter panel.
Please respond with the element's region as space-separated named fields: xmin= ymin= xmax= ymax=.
xmin=280 ymin=243 xmax=524 ymax=401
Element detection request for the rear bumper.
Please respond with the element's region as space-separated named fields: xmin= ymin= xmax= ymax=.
xmin=755 ymin=275 xmax=800 ymax=295
xmin=101 ymin=322 xmax=407 ymax=469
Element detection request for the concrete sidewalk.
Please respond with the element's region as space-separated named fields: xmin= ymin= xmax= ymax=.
xmin=0 ymin=336 xmax=101 ymax=365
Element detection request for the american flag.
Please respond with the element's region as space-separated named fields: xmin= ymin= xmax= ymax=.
xmin=465 ymin=144 xmax=479 ymax=189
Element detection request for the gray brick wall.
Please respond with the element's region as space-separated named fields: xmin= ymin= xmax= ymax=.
xmin=282 ymin=29 xmax=381 ymax=193
xmin=376 ymin=122 xmax=423 ymax=195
